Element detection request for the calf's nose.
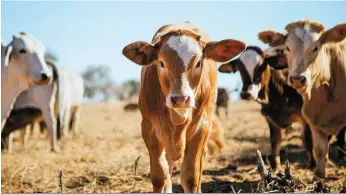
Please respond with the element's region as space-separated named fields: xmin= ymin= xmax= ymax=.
xmin=171 ymin=96 xmax=189 ymax=106
xmin=290 ymin=76 xmax=306 ymax=88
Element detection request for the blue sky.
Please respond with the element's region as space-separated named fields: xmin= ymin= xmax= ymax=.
xmin=2 ymin=1 xmax=345 ymax=101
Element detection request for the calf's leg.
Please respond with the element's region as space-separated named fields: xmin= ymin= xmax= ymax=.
xmin=181 ymin=127 xmax=209 ymax=193
xmin=266 ymin=118 xmax=282 ymax=171
xmin=142 ymin=119 xmax=171 ymax=193
xmin=301 ymin=123 xmax=315 ymax=169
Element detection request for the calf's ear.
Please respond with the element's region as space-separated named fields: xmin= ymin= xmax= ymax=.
xmin=218 ymin=59 xmax=239 ymax=73
xmin=204 ymin=39 xmax=246 ymax=62
xmin=258 ymin=30 xmax=286 ymax=47
xmin=122 ymin=41 xmax=158 ymax=66
xmin=4 ymin=45 xmax=13 ymax=67
xmin=319 ymin=23 xmax=346 ymax=44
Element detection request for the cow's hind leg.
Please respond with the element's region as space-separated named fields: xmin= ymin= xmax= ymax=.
xmin=181 ymin=127 xmax=209 ymax=193
xmin=20 ymin=124 xmax=32 ymax=148
xmin=301 ymin=123 xmax=315 ymax=169
xmin=142 ymin=119 xmax=170 ymax=193
xmin=42 ymin=106 xmax=59 ymax=152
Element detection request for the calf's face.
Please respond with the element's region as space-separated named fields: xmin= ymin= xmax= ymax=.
xmin=304 ymin=23 xmax=346 ymax=77
xmin=218 ymin=48 xmax=265 ymax=100
xmin=123 ymin=32 xmax=245 ymax=125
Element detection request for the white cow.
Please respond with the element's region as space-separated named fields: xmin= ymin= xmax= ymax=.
xmin=2 ymin=63 xmax=84 ymax=152
xmin=8 ymin=62 xmax=59 ymax=152
xmin=1 ymin=33 xmax=52 ymax=130
xmin=58 ymin=68 xmax=84 ymax=137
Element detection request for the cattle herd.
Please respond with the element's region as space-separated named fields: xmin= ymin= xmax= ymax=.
xmin=1 ymin=33 xmax=84 ymax=153
xmin=2 ymin=20 xmax=346 ymax=193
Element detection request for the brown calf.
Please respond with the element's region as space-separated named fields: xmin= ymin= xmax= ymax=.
xmin=219 ymin=45 xmax=315 ymax=170
xmin=263 ymin=21 xmax=346 ymax=177
xmin=122 ymin=22 xmax=245 ymax=192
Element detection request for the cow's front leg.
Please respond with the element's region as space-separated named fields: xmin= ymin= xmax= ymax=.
xmin=301 ymin=123 xmax=315 ymax=169
xmin=142 ymin=119 xmax=171 ymax=193
xmin=181 ymin=127 xmax=209 ymax=193
xmin=266 ymin=118 xmax=282 ymax=171
xmin=312 ymin=129 xmax=329 ymax=178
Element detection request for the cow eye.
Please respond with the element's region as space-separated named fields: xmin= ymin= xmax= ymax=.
xmin=286 ymin=46 xmax=290 ymax=52
xmin=19 ymin=49 xmax=27 ymax=54
xmin=313 ymin=46 xmax=318 ymax=53
xmin=160 ymin=62 xmax=165 ymax=68
xmin=196 ymin=61 xmax=201 ymax=68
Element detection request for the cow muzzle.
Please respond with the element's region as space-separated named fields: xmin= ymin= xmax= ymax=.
xmin=289 ymin=75 xmax=306 ymax=89
xmin=240 ymin=91 xmax=253 ymax=100
xmin=33 ymin=72 xmax=52 ymax=85
xmin=170 ymin=95 xmax=190 ymax=108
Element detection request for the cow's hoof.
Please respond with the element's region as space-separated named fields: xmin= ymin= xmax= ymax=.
xmin=51 ymin=147 xmax=60 ymax=153
xmin=313 ymin=171 xmax=325 ymax=180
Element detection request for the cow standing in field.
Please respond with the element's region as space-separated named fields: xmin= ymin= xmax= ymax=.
xmin=215 ymin=88 xmax=230 ymax=117
xmin=2 ymin=54 xmax=84 ymax=152
xmin=57 ymin=69 xmax=84 ymax=137
xmin=1 ymin=33 xmax=52 ymax=130
xmin=2 ymin=60 xmax=60 ymax=152
xmin=122 ymin=22 xmax=245 ymax=192
xmin=218 ymin=39 xmax=315 ymax=170
xmin=264 ymin=20 xmax=346 ymax=177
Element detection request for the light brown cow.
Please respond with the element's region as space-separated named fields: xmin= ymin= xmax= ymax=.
xmin=122 ymin=22 xmax=245 ymax=192
xmin=263 ymin=20 xmax=346 ymax=177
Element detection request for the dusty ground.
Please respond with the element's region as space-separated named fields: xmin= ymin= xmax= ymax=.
xmin=1 ymin=100 xmax=346 ymax=193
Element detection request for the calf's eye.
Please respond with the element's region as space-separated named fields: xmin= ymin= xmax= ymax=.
xmin=196 ymin=62 xmax=201 ymax=68
xmin=160 ymin=62 xmax=165 ymax=68
xmin=19 ymin=49 xmax=27 ymax=54
xmin=313 ymin=46 xmax=318 ymax=53
xmin=286 ymin=46 xmax=290 ymax=52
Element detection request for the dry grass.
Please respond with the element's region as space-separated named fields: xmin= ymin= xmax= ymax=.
xmin=2 ymin=101 xmax=345 ymax=192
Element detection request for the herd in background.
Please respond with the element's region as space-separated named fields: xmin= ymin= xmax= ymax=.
xmin=1 ymin=19 xmax=346 ymax=193
xmin=1 ymin=32 xmax=85 ymax=153
xmin=122 ymin=20 xmax=346 ymax=192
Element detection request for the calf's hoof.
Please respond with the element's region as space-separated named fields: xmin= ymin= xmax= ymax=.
xmin=50 ymin=147 xmax=60 ymax=153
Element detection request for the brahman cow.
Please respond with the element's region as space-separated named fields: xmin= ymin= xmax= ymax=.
xmin=3 ymin=60 xmax=59 ymax=152
xmin=218 ymin=41 xmax=315 ymax=170
xmin=122 ymin=22 xmax=245 ymax=192
xmin=1 ymin=33 xmax=52 ymax=130
xmin=262 ymin=20 xmax=346 ymax=177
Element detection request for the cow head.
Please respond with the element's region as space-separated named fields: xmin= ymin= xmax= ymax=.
xmin=258 ymin=30 xmax=288 ymax=70
xmin=219 ymin=46 xmax=280 ymax=101
xmin=303 ymin=23 xmax=346 ymax=86
xmin=3 ymin=32 xmax=52 ymax=86
xmin=123 ymin=23 xmax=245 ymax=125
xmin=262 ymin=21 xmax=327 ymax=94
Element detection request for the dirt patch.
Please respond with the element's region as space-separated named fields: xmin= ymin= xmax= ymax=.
xmin=2 ymin=101 xmax=345 ymax=192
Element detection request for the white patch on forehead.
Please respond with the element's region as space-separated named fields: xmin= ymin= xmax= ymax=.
xmin=239 ymin=50 xmax=260 ymax=81
xmin=294 ymin=27 xmax=320 ymax=50
xmin=167 ymin=35 xmax=202 ymax=66
xmin=13 ymin=35 xmax=45 ymax=54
